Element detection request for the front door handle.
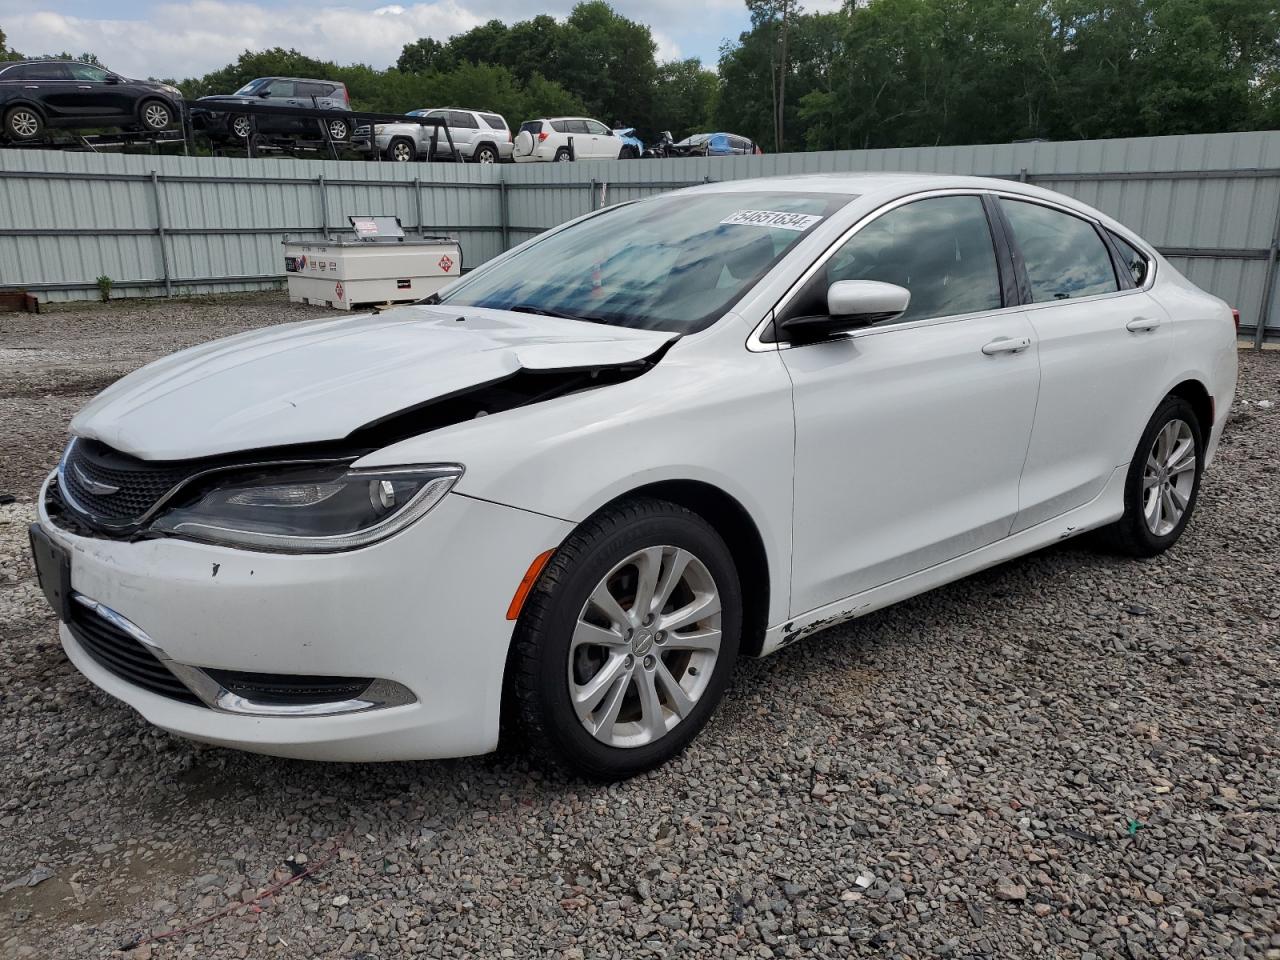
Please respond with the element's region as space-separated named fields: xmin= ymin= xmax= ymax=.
xmin=77 ymin=85 xmax=93 ymax=90
xmin=981 ymin=336 xmax=1032 ymax=356
xmin=1126 ymin=316 xmax=1161 ymax=333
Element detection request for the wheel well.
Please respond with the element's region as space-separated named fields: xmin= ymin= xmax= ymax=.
xmin=4 ymin=101 xmax=45 ymax=120
xmin=1168 ymin=379 xmax=1213 ymax=436
xmin=608 ymin=480 xmax=770 ymax=658
xmin=473 ymin=140 xmax=497 ymax=156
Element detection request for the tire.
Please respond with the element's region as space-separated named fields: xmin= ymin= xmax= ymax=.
xmin=620 ymin=145 xmax=637 ymax=160
xmin=139 ymin=99 xmax=174 ymax=131
xmin=509 ymin=498 xmax=742 ymax=780
xmin=5 ymin=106 xmax=43 ymax=141
xmin=473 ymin=144 xmax=498 ymax=164
xmin=386 ymin=137 xmax=415 ymax=162
xmin=554 ymin=147 xmax=573 ymax=162
xmin=1097 ymin=395 xmax=1204 ymax=557
xmin=229 ymin=115 xmax=253 ymax=139
xmin=327 ymin=118 xmax=349 ymax=142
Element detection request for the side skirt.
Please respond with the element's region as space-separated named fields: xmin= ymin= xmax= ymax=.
xmin=759 ymin=465 xmax=1127 ymax=656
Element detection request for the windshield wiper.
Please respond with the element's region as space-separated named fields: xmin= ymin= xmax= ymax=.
xmin=506 ymin=304 xmax=612 ymax=325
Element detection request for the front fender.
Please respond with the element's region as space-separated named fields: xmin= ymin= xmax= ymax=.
xmin=355 ymin=332 xmax=796 ymax=629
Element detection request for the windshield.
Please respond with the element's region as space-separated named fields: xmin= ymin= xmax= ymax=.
xmin=233 ymin=79 xmax=267 ymax=95
xmin=439 ymin=191 xmax=854 ymax=334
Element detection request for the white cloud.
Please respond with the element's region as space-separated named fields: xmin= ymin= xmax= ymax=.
xmin=0 ymin=2 xmax=483 ymax=78
xmin=0 ymin=1 xmax=741 ymax=79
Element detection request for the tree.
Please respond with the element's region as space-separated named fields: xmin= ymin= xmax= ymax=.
xmin=397 ymin=37 xmax=453 ymax=75
xmin=0 ymin=26 xmax=21 ymax=61
xmin=653 ymin=59 xmax=719 ymax=138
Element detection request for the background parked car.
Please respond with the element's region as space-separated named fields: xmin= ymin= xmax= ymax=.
xmin=612 ymin=126 xmax=643 ymax=159
xmin=514 ymin=117 xmax=623 ymax=162
xmin=190 ymin=77 xmax=351 ymax=143
xmin=673 ymin=132 xmax=760 ymax=156
xmin=0 ymin=60 xmax=181 ymax=142
xmin=354 ymin=108 xmax=512 ymax=163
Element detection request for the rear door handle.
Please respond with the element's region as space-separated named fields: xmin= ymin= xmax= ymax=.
xmin=1126 ymin=316 xmax=1161 ymax=333
xmin=981 ymin=336 xmax=1032 ymax=356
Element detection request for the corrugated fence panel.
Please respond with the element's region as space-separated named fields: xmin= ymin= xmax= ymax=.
xmin=2 ymin=131 xmax=1278 ymax=332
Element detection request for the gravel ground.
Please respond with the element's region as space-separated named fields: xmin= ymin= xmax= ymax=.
xmin=0 ymin=295 xmax=1277 ymax=960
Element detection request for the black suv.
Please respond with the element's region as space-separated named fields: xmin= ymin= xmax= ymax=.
xmin=191 ymin=77 xmax=353 ymax=143
xmin=0 ymin=60 xmax=182 ymax=141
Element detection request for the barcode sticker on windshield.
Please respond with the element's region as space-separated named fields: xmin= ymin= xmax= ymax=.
xmin=721 ymin=210 xmax=823 ymax=231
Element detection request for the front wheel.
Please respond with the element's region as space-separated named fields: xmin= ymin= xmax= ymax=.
xmin=508 ymin=499 xmax=741 ymax=780
xmin=139 ymin=99 xmax=174 ymax=131
xmin=1098 ymin=396 xmax=1204 ymax=556
xmin=229 ymin=115 xmax=253 ymax=139
xmin=386 ymin=137 xmax=415 ymax=162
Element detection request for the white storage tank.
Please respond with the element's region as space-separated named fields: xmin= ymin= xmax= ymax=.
xmin=283 ymin=216 xmax=462 ymax=311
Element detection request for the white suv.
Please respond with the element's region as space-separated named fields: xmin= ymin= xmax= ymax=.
xmin=514 ymin=117 xmax=623 ymax=162
xmin=356 ymin=108 xmax=513 ymax=163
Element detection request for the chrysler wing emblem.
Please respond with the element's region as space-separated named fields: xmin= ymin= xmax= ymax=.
xmin=72 ymin=463 xmax=120 ymax=496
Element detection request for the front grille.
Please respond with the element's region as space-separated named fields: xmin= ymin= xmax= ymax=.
xmin=67 ymin=601 xmax=204 ymax=706
xmin=204 ymin=669 xmax=373 ymax=706
xmin=60 ymin=438 xmax=193 ymax=528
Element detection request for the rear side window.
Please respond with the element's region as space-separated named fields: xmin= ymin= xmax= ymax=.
xmin=787 ymin=195 xmax=1003 ymax=325
xmin=295 ymin=81 xmax=334 ymax=99
xmin=1109 ymin=231 xmax=1150 ymax=287
xmin=1001 ymin=199 xmax=1118 ymax=301
xmin=449 ymin=111 xmax=479 ymax=128
xmin=481 ymin=114 xmax=506 ymax=129
xmin=550 ymin=120 xmax=570 ymax=133
xmin=5 ymin=63 xmax=65 ymax=80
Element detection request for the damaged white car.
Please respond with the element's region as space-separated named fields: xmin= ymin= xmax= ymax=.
xmin=30 ymin=174 xmax=1237 ymax=779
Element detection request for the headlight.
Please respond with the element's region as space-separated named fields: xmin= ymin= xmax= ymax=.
xmin=152 ymin=463 xmax=462 ymax=553
xmin=373 ymin=124 xmax=387 ymax=134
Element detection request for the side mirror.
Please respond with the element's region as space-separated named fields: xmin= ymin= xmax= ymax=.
xmin=778 ymin=280 xmax=911 ymax=342
xmin=258 ymin=89 xmax=272 ymax=98
xmin=105 ymin=75 xmax=121 ymax=84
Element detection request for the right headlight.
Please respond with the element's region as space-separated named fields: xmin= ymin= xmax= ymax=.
xmin=152 ymin=463 xmax=462 ymax=553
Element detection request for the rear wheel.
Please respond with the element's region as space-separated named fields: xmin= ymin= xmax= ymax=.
xmin=473 ymin=144 xmax=498 ymax=164
xmin=139 ymin=99 xmax=174 ymax=131
xmin=554 ymin=147 xmax=573 ymax=162
xmin=5 ymin=106 xmax=42 ymax=141
xmin=327 ymin=118 xmax=349 ymax=142
xmin=386 ymin=137 xmax=415 ymax=162
xmin=509 ymin=499 xmax=741 ymax=780
xmin=1098 ymin=396 xmax=1203 ymax=556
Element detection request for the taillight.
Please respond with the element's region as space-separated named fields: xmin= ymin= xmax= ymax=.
xmin=1231 ymin=308 xmax=1240 ymax=331
xmin=508 ymin=130 xmax=513 ymax=142
xmin=341 ymin=86 xmax=349 ymax=107
xmin=537 ymin=131 xmax=548 ymax=142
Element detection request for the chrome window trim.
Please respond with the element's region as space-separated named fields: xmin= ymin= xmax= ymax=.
xmin=69 ymin=594 xmax=416 ymax=717
xmin=747 ymin=185 xmax=1159 ymax=353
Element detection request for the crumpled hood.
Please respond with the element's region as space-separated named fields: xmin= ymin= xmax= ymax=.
xmin=71 ymin=305 xmax=673 ymax=461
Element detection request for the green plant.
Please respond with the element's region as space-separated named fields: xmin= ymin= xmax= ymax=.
xmin=96 ymin=275 xmax=112 ymax=302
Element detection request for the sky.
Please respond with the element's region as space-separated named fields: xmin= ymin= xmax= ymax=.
xmin=0 ymin=0 xmax=768 ymax=80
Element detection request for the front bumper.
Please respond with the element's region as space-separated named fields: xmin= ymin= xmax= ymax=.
xmin=39 ymin=482 xmax=571 ymax=761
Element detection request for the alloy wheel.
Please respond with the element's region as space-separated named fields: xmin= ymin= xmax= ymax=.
xmin=9 ymin=110 xmax=38 ymax=138
xmin=476 ymin=148 xmax=496 ymax=164
xmin=391 ymin=141 xmax=413 ymax=162
xmin=328 ymin=119 xmax=348 ymax=141
xmin=1142 ymin=418 xmax=1196 ymax=536
xmin=569 ymin=546 xmax=722 ymax=748
xmin=143 ymin=103 xmax=170 ymax=129
xmin=231 ymin=116 xmax=252 ymax=138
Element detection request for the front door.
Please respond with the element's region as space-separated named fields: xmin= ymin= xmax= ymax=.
xmin=780 ymin=193 xmax=1041 ymax=615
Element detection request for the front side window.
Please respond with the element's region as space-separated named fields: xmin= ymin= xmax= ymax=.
xmin=440 ymin=190 xmax=854 ymax=334
xmin=785 ymin=195 xmax=1002 ymax=326
xmin=1109 ymin=231 xmax=1150 ymax=287
xmin=66 ymin=64 xmax=109 ymax=82
xmin=1001 ymin=199 xmax=1118 ymax=301
xmin=264 ymin=79 xmax=295 ymax=97
xmin=585 ymin=119 xmax=610 ymax=136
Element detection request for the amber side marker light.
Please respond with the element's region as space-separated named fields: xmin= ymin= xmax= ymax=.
xmin=506 ymin=548 xmax=555 ymax=621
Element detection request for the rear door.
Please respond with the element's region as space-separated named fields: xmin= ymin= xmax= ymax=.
xmin=780 ymin=193 xmax=1040 ymax=614
xmin=997 ymin=195 xmax=1173 ymax=531
xmin=448 ymin=110 xmax=480 ymax=155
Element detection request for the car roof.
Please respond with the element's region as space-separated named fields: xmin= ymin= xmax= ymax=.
xmin=681 ymin=173 xmax=1133 ymax=227
xmin=252 ymin=76 xmax=343 ymax=84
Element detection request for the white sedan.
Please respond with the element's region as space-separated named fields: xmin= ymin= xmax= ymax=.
xmin=30 ymin=174 xmax=1237 ymax=779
